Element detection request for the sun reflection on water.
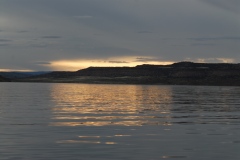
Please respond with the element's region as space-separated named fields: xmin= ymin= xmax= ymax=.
xmin=57 ymin=134 xmax=133 ymax=145
xmin=50 ymin=84 xmax=173 ymax=127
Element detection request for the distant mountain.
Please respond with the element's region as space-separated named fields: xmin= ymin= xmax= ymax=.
xmin=14 ymin=62 xmax=240 ymax=86
xmin=0 ymin=71 xmax=51 ymax=79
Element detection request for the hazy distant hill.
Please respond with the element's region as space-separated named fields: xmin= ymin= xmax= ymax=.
xmin=0 ymin=71 xmax=50 ymax=79
xmin=15 ymin=62 xmax=240 ymax=86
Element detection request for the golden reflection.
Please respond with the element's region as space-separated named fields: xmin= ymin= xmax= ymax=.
xmin=114 ymin=135 xmax=131 ymax=137
xmin=57 ymin=140 xmax=117 ymax=145
xmin=105 ymin=142 xmax=117 ymax=145
xmin=78 ymin=136 xmax=100 ymax=138
xmin=50 ymin=121 xmax=172 ymax=127
xmin=57 ymin=135 xmax=129 ymax=145
xmin=50 ymin=84 xmax=173 ymax=126
xmin=57 ymin=140 xmax=101 ymax=144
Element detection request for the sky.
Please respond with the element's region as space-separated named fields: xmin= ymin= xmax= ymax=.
xmin=0 ymin=0 xmax=239 ymax=71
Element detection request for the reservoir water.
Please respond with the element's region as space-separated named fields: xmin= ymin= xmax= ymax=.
xmin=0 ymin=83 xmax=239 ymax=160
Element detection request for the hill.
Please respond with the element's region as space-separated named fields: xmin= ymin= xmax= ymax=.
xmin=0 ymin=71 xmax=50 ymax=79
xmin=0 ymin=75 xmax=10 ymax=82
xmin=14 ymin=62 xmax=240 ymax=86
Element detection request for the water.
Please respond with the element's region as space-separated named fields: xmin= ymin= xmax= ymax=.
xmin=0 ymin=83 xmax=239 ymax=160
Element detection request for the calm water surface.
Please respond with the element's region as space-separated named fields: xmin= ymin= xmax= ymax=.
xmin=0 ymin=83 xmax=239 ymax=160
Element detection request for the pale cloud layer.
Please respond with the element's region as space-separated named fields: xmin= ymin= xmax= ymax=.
xmin=0 ymin=0 xmax=239 ymax=71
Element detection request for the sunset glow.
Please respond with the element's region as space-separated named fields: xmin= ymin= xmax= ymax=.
xmin=44 ymin=56 xmax=174 ymax=71
xmin=0 ymin=69 xmax=34 ymax=72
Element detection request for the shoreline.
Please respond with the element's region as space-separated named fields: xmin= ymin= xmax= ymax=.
xmin=2 ymin=62 xmax=240 ymax=86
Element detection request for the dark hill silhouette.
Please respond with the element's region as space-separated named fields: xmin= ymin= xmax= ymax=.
xmin=0 ymin=71 xmax=51 ymax=79
xmin=14 ymin=62 xmax=240 ymax=86
xmin=0 ymin=75 xmax=10 ymax=82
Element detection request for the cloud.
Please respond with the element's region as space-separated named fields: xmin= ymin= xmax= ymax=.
xmin=135 ymin=57 xmax=162 ymax=62
xmin=72 ymin=46 xmax=135 ymax=57
xmin=188 ymin=36 xmax=240 ymax=41
xmin=0 ymin=39 xmax=12 ymax=42
xmin=74 ymin=15 xmax=93 ymax=19
xmin=0 ymin=44 xmax=10 ymax=46
xmin=185 ymin=57 xmax=236 ymax=63
xmin=0 ymin=68 xmax=33 ymax=72
xmin=17 ymin=30 xmax=29 ymax=33
xmin=47 ymin=56 xmax=174 ymax=71
xmin=108 ymin=61 xmax=129 ymax=63
xmin=0 ymin=0 xmax=239 ymax=71
xmin=41 ymin=36 xmax=62 ymax=39
xmin=0 ymin=39 xmax=12 ymax=47
xmin=199 ymin=0 xmax=240 ymax=14
xmin=29 ymin=44 xmax=48 ymax=48
xmin=191 ymin=43 xmax=216 ymax=46
xmin=137 ymin=31 xmax=153 ymax=34
xmin=35 ymin=61 xmax=52 ymax=65
xmin=216 ymin=58 xmax=235 ymax=63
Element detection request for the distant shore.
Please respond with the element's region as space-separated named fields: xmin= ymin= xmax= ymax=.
xmin=0 ymin=75 xmax=10 ymax=82
xmin=1 ymin=62 xmax=238 ymax=86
